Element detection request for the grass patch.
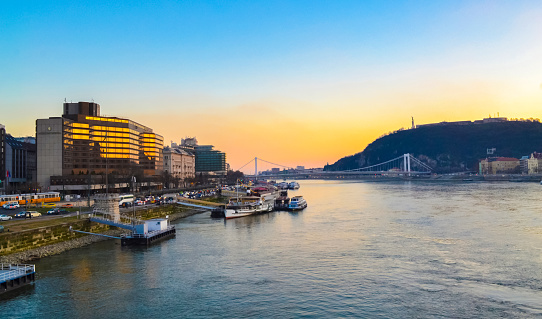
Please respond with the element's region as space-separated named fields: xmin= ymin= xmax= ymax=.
xmin=0 ymin=216 xmax=80 ymax=232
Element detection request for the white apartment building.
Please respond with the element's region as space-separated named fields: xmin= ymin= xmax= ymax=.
xmin=163 ymin=147 xmax=195 ymax=182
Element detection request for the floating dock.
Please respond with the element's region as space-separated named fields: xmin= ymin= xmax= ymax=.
xmin=120 ymin=225 xmax=176 ymax=246
xmin=120 ymin=218 xmax=176 ymax=246
xmin=0 ymin=264 xmax=35 ymax=294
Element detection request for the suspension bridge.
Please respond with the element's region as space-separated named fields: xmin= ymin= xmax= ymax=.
xmin=237 ymin=153 xmax=432 ymax=179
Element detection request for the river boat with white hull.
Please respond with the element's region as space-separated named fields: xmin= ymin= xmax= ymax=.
xmin=288 ymin=195 xmax=307 ymax=211
xmin=250 ymin=185 xmax=280 ymax=202
xmin=288 ymin=181 xmax=300 ymax=190
xmin=277 ymin=182 xmax=289 ymax=190
xmin=225 ymin=196 xmax=273 ymax=219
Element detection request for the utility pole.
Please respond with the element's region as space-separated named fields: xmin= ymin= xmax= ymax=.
xmin=87 ymin=171 xmax=91 ymax=207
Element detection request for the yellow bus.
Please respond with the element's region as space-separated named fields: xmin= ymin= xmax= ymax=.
xmin=0 ymin=192 xmax=61 ymax=206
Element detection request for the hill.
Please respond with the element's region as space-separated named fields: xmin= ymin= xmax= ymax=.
xmin=324 ymin=121 xmax=542 ymax=173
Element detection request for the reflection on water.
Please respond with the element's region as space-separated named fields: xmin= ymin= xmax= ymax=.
xmin=2 ymin=180 xmax=542 ymax=318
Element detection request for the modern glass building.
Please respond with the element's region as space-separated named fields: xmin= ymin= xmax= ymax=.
xmin=37 ymin=102 xmax=163 ymax=190
xmin=194 ymin=145 xmax=226 ymax=174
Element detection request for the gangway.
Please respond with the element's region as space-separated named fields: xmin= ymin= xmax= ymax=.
xmin=176 ymin=198 xmax=225 ymax=218
xmin=89 ymin=215 xmax=136 ymax=230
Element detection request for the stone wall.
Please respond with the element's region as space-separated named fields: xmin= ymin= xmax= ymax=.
xmin=0 ymin=219 xmax=112 ymax=256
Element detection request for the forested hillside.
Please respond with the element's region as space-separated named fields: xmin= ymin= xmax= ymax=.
xmin=324 ymin=121 xmax=542 ymax=173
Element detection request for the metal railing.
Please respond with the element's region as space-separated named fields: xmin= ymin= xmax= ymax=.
xmin=122 ymin=225 xmax=175 ymax=238
xmin=0 ymin=264 xmax=35 ymax=283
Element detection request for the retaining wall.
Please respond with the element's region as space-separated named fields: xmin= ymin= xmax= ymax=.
xmin=0 ymin=220 xmax=112 ymax=256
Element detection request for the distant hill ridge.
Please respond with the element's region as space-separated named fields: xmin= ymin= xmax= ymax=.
xmin=324 ymin=120 xmax=542 ymax=173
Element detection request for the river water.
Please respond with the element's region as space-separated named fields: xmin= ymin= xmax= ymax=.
xmin=2 ymin=180 xmax=542 ymax=318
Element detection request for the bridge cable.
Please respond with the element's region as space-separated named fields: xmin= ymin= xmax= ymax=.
xmin=236 ymin=158 xmax=255 ymax=172
xmin=257 ymin=158 xmax=294 ymax=170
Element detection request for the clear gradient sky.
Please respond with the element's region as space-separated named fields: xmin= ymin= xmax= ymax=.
xmin=1 ymin=1 xmax=542 ymax=173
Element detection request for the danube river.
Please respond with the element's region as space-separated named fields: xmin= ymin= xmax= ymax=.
xmin=2 ymin=180 xmax=542 ymax=318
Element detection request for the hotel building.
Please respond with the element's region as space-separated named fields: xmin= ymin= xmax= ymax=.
xmin=36 ymin=102 xmax=163 ymax=192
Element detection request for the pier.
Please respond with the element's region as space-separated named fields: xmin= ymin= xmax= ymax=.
xmin=84 ymin=194 xmax=176 ymax=246
xmin=0 ymin=264 xmax=36 ymax=294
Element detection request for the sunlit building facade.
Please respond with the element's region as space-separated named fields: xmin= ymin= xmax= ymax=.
xmin=37 ymin=102 xmax=163 ymax=190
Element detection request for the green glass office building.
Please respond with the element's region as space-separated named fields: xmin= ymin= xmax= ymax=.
xmin=194 ymin=145 xmax=226 ymax=174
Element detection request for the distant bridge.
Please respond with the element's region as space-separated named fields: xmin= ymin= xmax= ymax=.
xmin=240 ymin=154 xmax=432 ymax=179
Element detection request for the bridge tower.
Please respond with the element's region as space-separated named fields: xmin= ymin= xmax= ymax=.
xmin=255 ymin=157 xmax=258 ymax=178
xmin=403 ymin=153 xmax=411 ymax=174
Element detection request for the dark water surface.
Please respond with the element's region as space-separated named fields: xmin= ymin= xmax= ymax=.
xmin=2 ymin=180 xmax=542 ymax=318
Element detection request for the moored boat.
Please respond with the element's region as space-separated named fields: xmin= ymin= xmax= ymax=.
xmin=225 ymin=196 xmax=273 ymax=219
xmin=250 ymin=185 xmax=280 ymax=202
xmin=277 ymin=182 xmax=289 ymax=189
xmin=288 ymin=181 xmax=300 ymax=190
xmin=274 ymin=190 xmax=290 ymax=211
xmin=288 ymin=195 xmax=307 ymax=211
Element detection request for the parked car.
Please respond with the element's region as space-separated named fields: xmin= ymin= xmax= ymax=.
xmin=3 ymin=203 xmax=19 ymax=210
xmin=17 ymin=211 xmax=42 ymax=218
xmin=47 ymin=208 xmax=68 ymax=215
xmin=134 ymin=200 xmax=144 ymax=206
xmin=28 ymin=211 xmax=42 ymax=217
xmin=0 ymin=214 xmax=12 ymax=221
xmin=2 ymin=202 xmax=17 ymax=209
xmin=14 ymin=212 xmax=27 ymax=218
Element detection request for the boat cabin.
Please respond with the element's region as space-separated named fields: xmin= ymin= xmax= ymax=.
xmin=133 ymin=219 xmax=169 ymax=235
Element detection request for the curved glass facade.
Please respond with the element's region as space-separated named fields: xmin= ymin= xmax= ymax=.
xmin=61 ymin=113 xmax=163 ymax=176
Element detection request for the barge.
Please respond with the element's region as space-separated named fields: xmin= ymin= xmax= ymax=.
xmin=121 ymin=219 xmax=176 ymax=246
xmin=0 ymin=264 xmax=35 ymax=294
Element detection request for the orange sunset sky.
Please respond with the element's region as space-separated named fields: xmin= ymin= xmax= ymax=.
xmin=1 ymin=1 xmax=542 ymax=173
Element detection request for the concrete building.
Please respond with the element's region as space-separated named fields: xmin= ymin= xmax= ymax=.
xmin=0 ymin=124 xmax=37 ymax=193
xmin=4 ymin=135 xmax=37 ymax=188
xmin=520 ymin=155 xmax=529 ymax=174
xmin=174 ymin=137 xmax=227 ymax=175
xmin=526 ymin=152 xmax=542 ymax=174
xmin=479 ymin=157 xmax=520 ymax=175
xmin=163 ymin=146 xmax=195 ymax=183
xmin=36 ymin=102 xmax=164 ymax=193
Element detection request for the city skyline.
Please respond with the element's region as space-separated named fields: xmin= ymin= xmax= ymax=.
xmin=2 ymin=1 xmax=542 ymax=172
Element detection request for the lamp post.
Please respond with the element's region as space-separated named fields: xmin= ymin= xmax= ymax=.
xmin=131 ymin=176 xmax=136 ymax=221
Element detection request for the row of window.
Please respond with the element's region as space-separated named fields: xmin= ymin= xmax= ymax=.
xmin=85 ymin=116 xmax=129 ymax=123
